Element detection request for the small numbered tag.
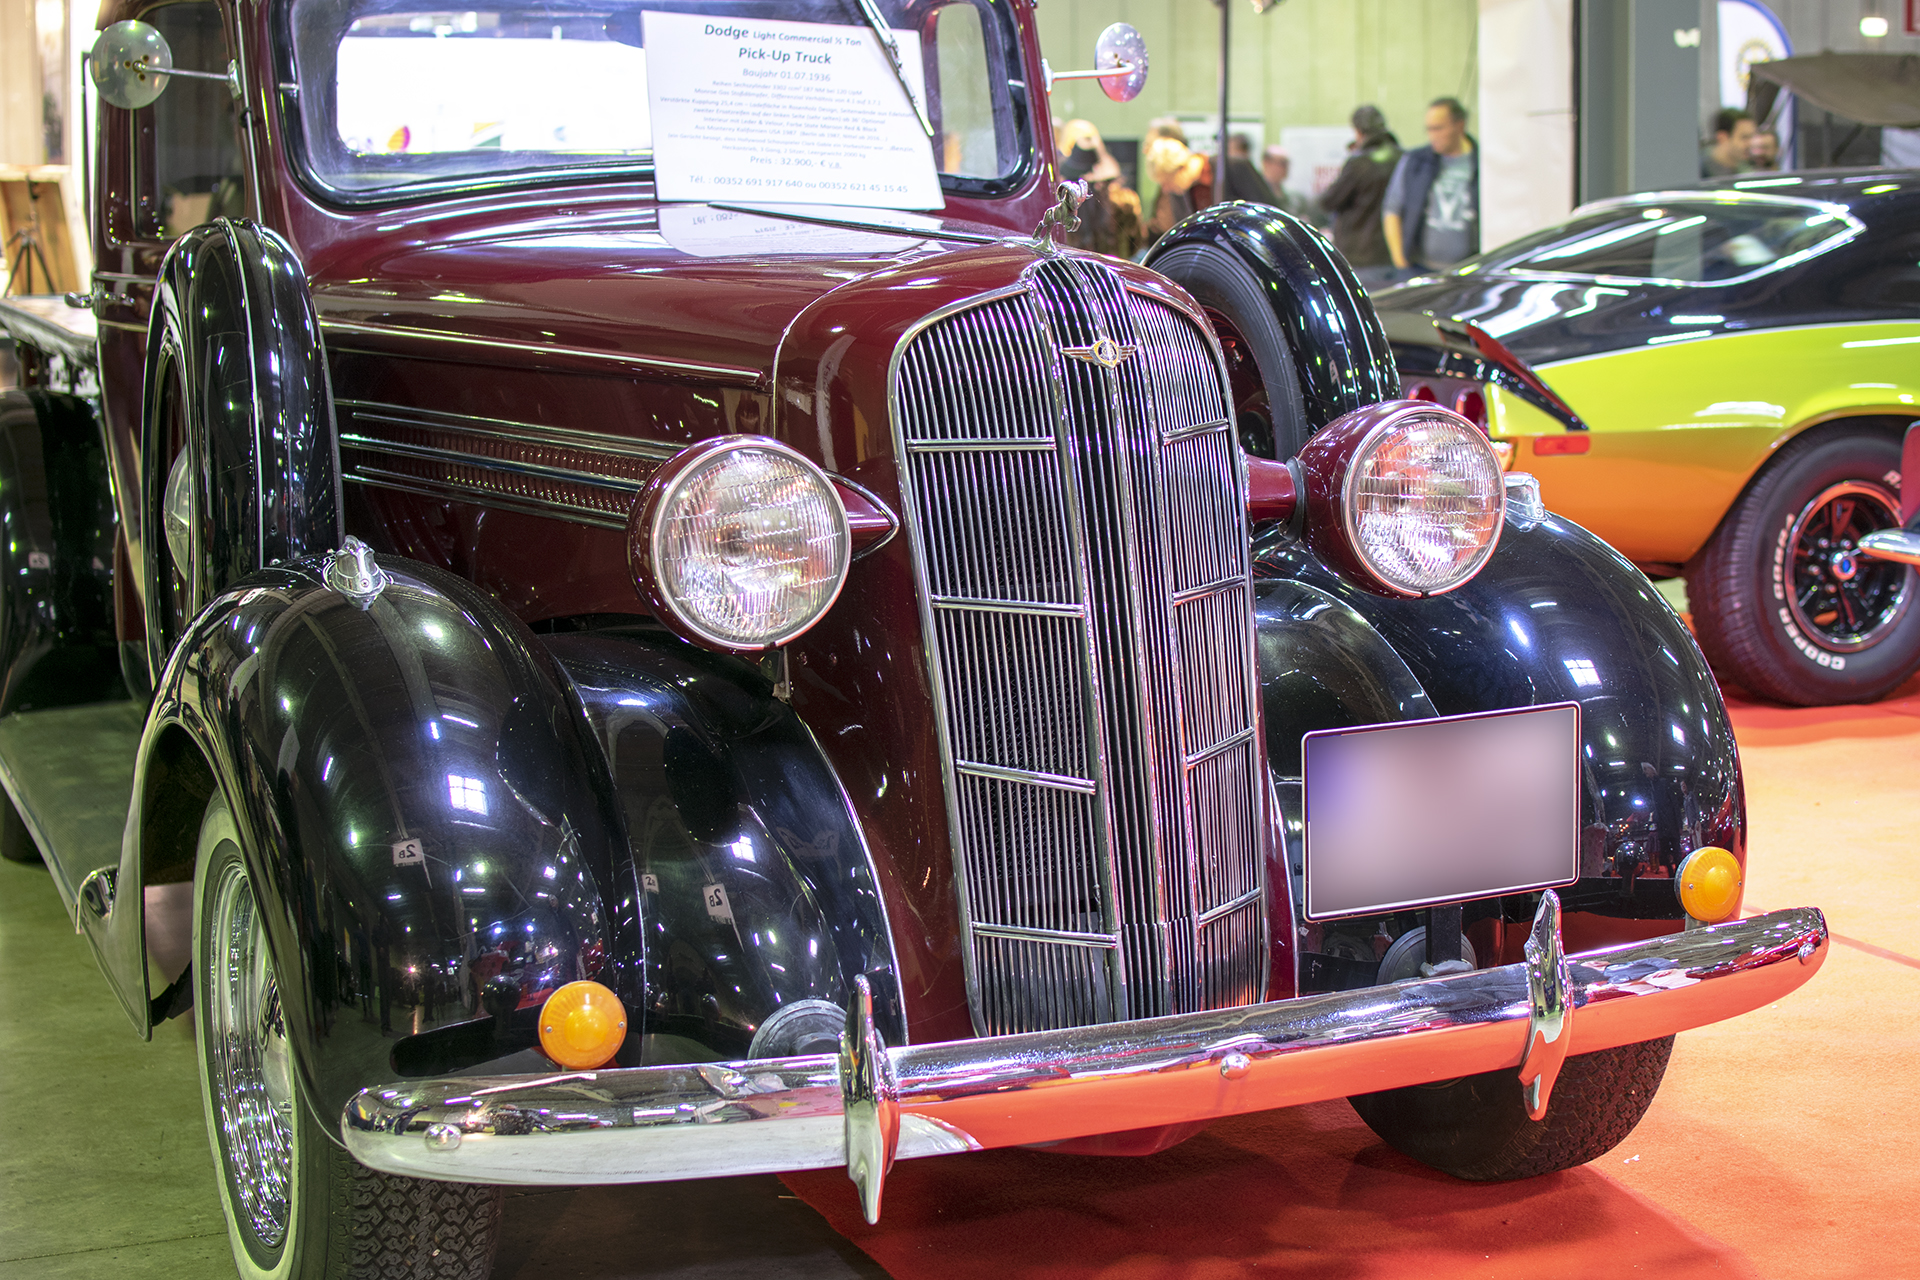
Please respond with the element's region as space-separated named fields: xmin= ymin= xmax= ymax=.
xmin=702 ymin=883 xmax=733 ymax=923
xmin=641 ymin=873 xmax=659 ymax=894
xmin=26 ymin=552 xmax=49 ymax=570
xmin=391 ymin=838 xmax=424 ymax=867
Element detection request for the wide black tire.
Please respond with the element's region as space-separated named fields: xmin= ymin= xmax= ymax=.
xmin=1688 ymin=429 xmax=1920 ymax=705
xmin=1149 ymin=241 xmax=1311 ymax=460
xmin=192 ymin=793 xmax=502 ymax=1280
xmin=1349 ymin=1036 xmax=1673 ymax=1182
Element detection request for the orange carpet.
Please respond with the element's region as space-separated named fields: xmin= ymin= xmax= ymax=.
xmin=785 ymin=678 xmax=1920 ymax=1279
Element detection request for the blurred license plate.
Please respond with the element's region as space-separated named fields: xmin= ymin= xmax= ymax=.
xmin=1301 ymin=703 xmax=1581 ymax=920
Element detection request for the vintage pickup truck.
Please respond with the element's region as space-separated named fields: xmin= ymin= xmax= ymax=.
xmin=0 ymin=0 xmax=1823 ymax=1277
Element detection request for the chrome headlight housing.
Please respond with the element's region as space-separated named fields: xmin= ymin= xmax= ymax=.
xmin=628 ymin=437 xmax=851 ymax=651
xmin=1298 ymin=402 xmax=1506 ymax=597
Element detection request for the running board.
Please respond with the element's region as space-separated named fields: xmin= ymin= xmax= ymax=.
xmin=0 ymin=702 xmax=144 ymax=920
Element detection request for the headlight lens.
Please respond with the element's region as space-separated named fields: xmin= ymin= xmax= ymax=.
xmin=1300 ymin=403 xmax=1506 ymax=597
xmin=630 ymin=437 xmax=850 ymax=650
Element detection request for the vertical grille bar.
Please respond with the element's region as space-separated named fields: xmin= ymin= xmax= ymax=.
xmin=892 ymin=262 xmax=1266 ymax=1036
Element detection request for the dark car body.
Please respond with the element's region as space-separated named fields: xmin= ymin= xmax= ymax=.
xmin=1374 ymin=171 xmax=1920 ymax=573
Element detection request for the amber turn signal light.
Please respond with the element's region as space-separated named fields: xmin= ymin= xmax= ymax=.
xmin=538 ymin=981 xmax=629 ymax=1070
xmin=1676 ymin=846 xmax=1743 ymax=924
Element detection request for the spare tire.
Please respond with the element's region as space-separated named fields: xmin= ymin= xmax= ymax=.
xmin=1147 ymin=203 xmax=1399 ymax=459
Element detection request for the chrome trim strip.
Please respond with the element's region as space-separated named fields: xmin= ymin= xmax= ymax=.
xmin=1171 ymin=573 xmax=1249 ymax=605
xmin=905 ymin=438 xmax=1056 ymax=452
xmin=342 ymin=469 xmax=628 ymax=530
xmin=1186 ymin=726 xmax=1258 ymax=768
xmin=954 ymin=759 xmax=1096 ymax=794
xmin=319 ymin=320 xmax=763 ymax=384
xmin=337 ymin=400 xmax=681 ymax=463
xmin=1195 ymin=886 xmax=1263 ymax=927
xmin=1163 ymin=417 xmax=1233 ymax=443
xmin=929 ymin=596 xmax=1085 ymax=618
xmin=343 ymin=902 xmax=1829 ymax=1195
xmin=339 ymin=433 xmax=645 ymax=493
xmin=971 ymin=922 xmax=1122 ymax=947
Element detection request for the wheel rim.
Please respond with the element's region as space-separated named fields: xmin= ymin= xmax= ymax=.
xmin=206 ymin=859 xmax=295 ymax=1249
xmin=1783 ymin=480 xmax=1910 ymax=653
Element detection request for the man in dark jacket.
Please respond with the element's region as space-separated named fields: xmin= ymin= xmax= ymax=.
xmin=1219 ymin=133 xmax=1278 ymax=205
xmin=1318 ymin=105 xmax=1400 ymax=270
xmin=1383 ymin=96 xmax=1479 ymax=273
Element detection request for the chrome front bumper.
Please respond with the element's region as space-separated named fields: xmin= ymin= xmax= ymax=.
xmin=344 ymin=894 xmax=1826 ymax=1222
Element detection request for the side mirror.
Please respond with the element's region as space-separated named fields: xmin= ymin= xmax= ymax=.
xmin=90 ymin=21 xmax=174 ymax=110
xmin=1092 ymin=23 xmax=1149 ymax=103
xmin=1045 ymin=22 xmax=1149 ymax=104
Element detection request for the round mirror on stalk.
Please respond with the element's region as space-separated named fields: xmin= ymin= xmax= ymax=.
xmin=1094 ymin=23 xmax=1149 ymax=103
xmin=90 ymin=21 xmax=174 ymax=110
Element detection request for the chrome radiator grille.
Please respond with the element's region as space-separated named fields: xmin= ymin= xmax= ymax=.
xmin=892 ymin=257 xmax=1266 ymax=1037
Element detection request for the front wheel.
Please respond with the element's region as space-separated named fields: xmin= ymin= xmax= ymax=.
xmin=1348 ymin=1036 xmax=1674 ymax=1181
xmin=1688 ymin=430 xmax=1920 ymax=705
xmin=192 ymin=793 xmax=502 ymax=1279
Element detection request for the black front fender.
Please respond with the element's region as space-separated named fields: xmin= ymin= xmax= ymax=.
xmin=127 ymin=555 xmax=630 ymax=1127
xmin=544 ymin=632 xmax=903 ymax=1060
xmin=1259 ymin=512 xmax=1742 ymax=924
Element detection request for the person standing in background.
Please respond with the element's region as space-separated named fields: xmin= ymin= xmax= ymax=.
xmin=1261 ymin=145 xmax=1324 ymax=225
xmin=1318 ymin=105 xmax=1401 ymax=275
xmin=1219 ymin=133 xmax=1278 ymax=205
xmin=1143 ymin=118 xmax=1213 ymax=245
xmin=1383 ymin=97 xmax=1478 ymax=276
xmin=1702 ymin=109 xmax=1756 ymax=177
xmin=1748 ymin=128 xmax=1781 ymax=171
xmin=1055 ymin=118 xmax=1144 ymax=261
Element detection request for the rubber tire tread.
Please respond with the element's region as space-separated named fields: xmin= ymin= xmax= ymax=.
xmin=1147 ymin=242 xmax=1311 ymax=460
xmin=333 ymin=1146 xmax=503 ymax=1280
xmin=1687 ymin=429 xmax=1920 ymax=706
xmin=1348 ymin=1036 xmax=1673 ymax=1182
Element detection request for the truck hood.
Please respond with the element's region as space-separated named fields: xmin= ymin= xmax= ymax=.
xmin=309 ymin=200 xmax=1018 ymax=388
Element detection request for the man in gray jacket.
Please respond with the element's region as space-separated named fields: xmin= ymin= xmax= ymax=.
xmin=1383 ymin=97 xmax=1479 ymax=273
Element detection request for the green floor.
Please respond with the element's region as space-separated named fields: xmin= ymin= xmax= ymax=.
xmin=0 ymin=727 xmax=882 ymax=1279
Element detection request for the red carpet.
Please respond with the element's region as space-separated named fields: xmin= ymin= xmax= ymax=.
xmin=785 ymin=678 xmax=1920 ymax=1279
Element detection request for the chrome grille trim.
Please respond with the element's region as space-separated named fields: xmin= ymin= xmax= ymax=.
xmin=890 ymin=262 xmax=1267 ymax=1038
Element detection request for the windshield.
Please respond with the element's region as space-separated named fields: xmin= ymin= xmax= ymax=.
xmin=281 ymin=0 xmax=1033 ymax=202
xmin=1470 ymin=196 xmax=1861 ymax=285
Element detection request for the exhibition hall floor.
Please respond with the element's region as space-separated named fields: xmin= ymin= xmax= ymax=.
xmin=2 ymin=676 xmax=1913 ymax=1278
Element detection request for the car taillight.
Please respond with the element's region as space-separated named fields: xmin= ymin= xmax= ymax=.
xmin=1534 ymin=435 xmax=1591 ymax=456
xmin=1453 ymin=387 xmax=1487 ymax=430
xmin=628 ymin=436 xmax=852 ymax=651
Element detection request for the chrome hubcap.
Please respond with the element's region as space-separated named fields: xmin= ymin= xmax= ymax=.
xmin=1785 ymin=481 xmax=1909 ymax=653
xmin=208 ymin=861 xmax=294 ymax=1248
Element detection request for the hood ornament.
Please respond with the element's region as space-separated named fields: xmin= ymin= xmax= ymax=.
xmin=1063 ymin=334 xmax=1139 ymax=369
xmin=1029 ymin=180 xmax=1090 ymax=255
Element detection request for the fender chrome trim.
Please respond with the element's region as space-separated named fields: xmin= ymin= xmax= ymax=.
xmin=343 ymin=897 xmax=1826 ymax=1217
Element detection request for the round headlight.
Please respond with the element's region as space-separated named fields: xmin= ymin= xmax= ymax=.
xmin=1298 ymin=402 xmax=1506 ymax=597
xmin=629 ymin=437 xmax=851 ymax=651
